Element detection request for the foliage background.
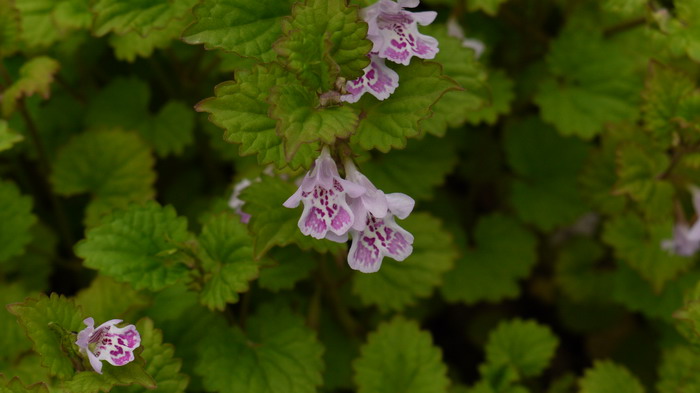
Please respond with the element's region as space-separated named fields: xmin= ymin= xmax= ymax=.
xmin=2 ymin=0 xmax=700 ymax=392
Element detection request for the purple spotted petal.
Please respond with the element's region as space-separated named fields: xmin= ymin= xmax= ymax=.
xmin=76 ymin=318 xmax=140 ymax=374
xmin=342 ymin=54 xmax=399 ymax=103
xmin=344 ymin=160 xmax=389 ymax=230
xmin=347 ymin=213 xmax=414 ymax=273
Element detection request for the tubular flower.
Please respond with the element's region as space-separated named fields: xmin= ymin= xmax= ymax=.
xmin=662 ymin=186 xmax=700 ymax=256
xmin=283 ymin=147 xmax=366 ymax=239
xmin=363 ymin=0 xmax=439 ymax=66
xmin=342 ymin=53 xmax=399 ymax=103
xmin=75 ymin=317 xmax=141 ymax=374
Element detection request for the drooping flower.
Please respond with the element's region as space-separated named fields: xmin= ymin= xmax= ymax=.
xmin=344 ymin=159 xmax=388 ymax=229
xmin=347 ymin=192 xmax=415 ymax=273
xmin=229 ymin=178 xmax=253 ymax=223
xmin=363 ymin=0 xmax=439 ymax=66
xmin=662 ymin=186 xmax=700 ymax=256
xmin=342 ymin=54 xmax=399 ymax=103
xmin=75 ymin=318 xmax=141 ymax=374
xmin=283 ymin=147 xmax=366 ymax=239
xmin=446 ymin=17 xmax=485 ymax=58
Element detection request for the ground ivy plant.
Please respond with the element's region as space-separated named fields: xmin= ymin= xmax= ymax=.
xmin=2 ymin=0 xmax=700 ymax=392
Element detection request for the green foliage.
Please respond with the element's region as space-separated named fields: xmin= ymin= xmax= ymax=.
xmin=258 ymin=247 xmax=316 ymax=292
xmin=0 ymin=0 xmax=20 ymax=57
xmin=468 ymin=0 xmax=509 ymax=15
xmin=354 ymin=317 xmax=449 ymax=393
xmin=657 ymin=346 xmax=700 ymax=393
xmin=92 ymin=0 xmax=197 ymax=36
xmin=0 ymin=375 xmax=49 ymax=393
xmin=1 ymin=57 xmax=59 ymax=117
xmin=578 ymin=361 xmax=644 ymax=393
xmin=441 ymin=214 xmax=537 ymax=304
xmin=75 ymin=202 xmax=192 ymax=291
xmin=0 ymin=180 xmax=36 ymax=263
xmin=195 ymin=303 xmax=324 ymax=393
xmin=352 ymin=212 xmax=457 ymax=311
xmin=74 ymin=276 xmax=149 ymax=323
xmin=0 ymin=120 xmax=23 ymax=153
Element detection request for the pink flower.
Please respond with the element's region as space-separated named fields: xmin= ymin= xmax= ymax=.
xmin=283 ymin=147 xmax=366 ymax=239
xmin=342 ymin=54 xmax=399 ymax=103
xmin=662 ymin=186 xmax=700 ymax=256
xmin=229 ymin=178 xmax=253 ymax=224
xmin=75 ymin=318 xmax=141 ymax=374
xmin=363 ymin=0 xmax=439 ymax=66
xmin=348 ymin=193 xmax=415 ymax=273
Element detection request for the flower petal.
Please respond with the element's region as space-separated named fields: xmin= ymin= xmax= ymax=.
xmin=96 ymin=324 xmax=140 ymax=368
xmin=326 ymin=231 xmax=349 ymax=243
xmin=87 ymin=350 xmax=103 ymax=374
xmin=412 ymin=10 xmax=437 ymax=25
xmin=348 ymin=228 xmax=384 ymax=273
xmin=386 ymin=192 xmax=415 ymax=219
xmin=342 ymin=54 xmax=399 ymax=103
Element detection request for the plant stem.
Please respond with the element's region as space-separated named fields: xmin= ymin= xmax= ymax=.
xmin=318 ymin=258 xmax=362 ymax=337
xmin=604 ymin=17 xmax=647 ymax=38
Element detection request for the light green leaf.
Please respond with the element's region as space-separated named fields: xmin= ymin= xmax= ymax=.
xmin=92 ymin=0 xmax=197 ymax=36
xmin=351 ymin=61 xmax=458 ymax=152
xmin=353 ymin=213 xmax=457 ymax=312
xmin=61 ymin=360 xmax=156 ymax=393
xmin=270 ymin=82 xmax=358 ymax=159
xmin=0 ymin=0 xmax=20 ymax=57
xmin=195 ymin=303 xmax=324 ymax=393
xmin=464 ymin=70 xmax=514 ymax=126
xmin=14 ymin=0 xmax=59 ymax=47
xmin=483 ymin=319 xmax=558 ymax=380
xmin=110 ymin=14 xmax=193 ymax=62
xmin=441 ymin=214 xmax=537 ymax=304
xmin=53 ymin=0 xmax=92 ymax=29
xmin=603 ymin=213 xmax=693 ymax=292
xmin=602 ymin=0 xmax=646 ymax=15
xmin=0 ymin=119 xmax=23 ymax=153
xmin=183 ymin=0 xmax=295 ymax=62
xmin=534 ymin=29 xmax=641 ymax=138
xmin=0 ymin=375 xmax=49 ymax=393
xmin=579 ymin=361 xmax=645 ymax=393
xmin=2 ymin=57 xmax=60 ymax=117
xmin=504 ymin=117 xmax=590 ymax=231
xmin=241 ymin=176 xmax=345 ymax=258
xmin=0 ymin=284 xmax=34 ymax=364
xmin=358 ymin=134 xmax=458 ymax=200
xmin=74 ymin=275 xmax=150 ymax=323
xmin=137 ymin=101 xmax=195 ymax=157
xmin=419 ymin=25 xmax=489 ymax=137
xmin=197 ymin=213 xmax=259 ymax=311
xmin=354 ymin=317 xmax=449 ymax=393
xmin=113 ymin=318 xmax=189 ymax=393
xmin=657 ymin=346 xmax=700 ymax=393
xmin=197 ymin=63 xmax=317 ymax=169
xmin=0 ymin=180 xmax=36 ymax=263
xmin=6 ymin=294 xmax=85 ymax=379
xmin=75 ymin=202 xmax=193 ymax=291
xmin=667 ymin=0 xmax=700 ymax=62
xmin=258 ymin=246 xmax=316 ymax=292
xmin=468 ymin=0 xmax=509 ymax=15
xmin=51 ymin=129 xmax=156 ymax=225
xmin=275 ymin=0 xmax=371 ymax=89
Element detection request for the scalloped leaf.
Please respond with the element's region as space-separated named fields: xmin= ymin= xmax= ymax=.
xmin=92 ymin=0 xmax=197 ymax=36
xmin=1 ymin=57 xmax=59 ymax=117
xmin=579 ymin=361 xmax=644 ymax=393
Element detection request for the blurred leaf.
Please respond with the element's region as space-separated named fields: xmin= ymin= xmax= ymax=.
xmin=2 ymin=57 xmax=59 ymax=117
xmin=0 ymin=0 xmax=19 ymax=57
xmin=0 ymin=375 xmax=49 ymax=393
xmin=0 ymin=180 xmax=36 ymax=263
xmin=464 ymin=69 xmax=514 ymax=126
xmin=667 ymin=0 xmax=700 ymax=62
xmin=0 ymin=119 xmax=23 ymax=152
xmin=578 ymin=361 xmax=645 ymax=393
xmin=468 ymin=0 xmax=509 ymax=15
xmin=75 ymin=202 xmax=192 ymax=291
xmin=353 ymin=213 xmax=457 ymax=312
xmin=74 ymin=275 xmax=150 ymax=323
xmin=555 ymin=238 xmax=614 ymax=303
xmin=258 ymin=246 xmax=316 ymax=292
xmin=657 ymin=346 xmax=700 ymax=393
xmin=0 ymin=284 xmax=34 ymax=365
xmin=62 ymin=360 xmax=156 ymax=393
xmin=109 ymin=14 xmax=193 ymax=62
xmin=92 ymin=0 xmax=197 ymax=36
xmin=137 ymin=101 xmax=195 ymax=157
xmin=354 ymin=317 xmax=449 ymax=393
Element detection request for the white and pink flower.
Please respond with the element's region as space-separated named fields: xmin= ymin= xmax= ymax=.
xmin=342 ymin=54 xmax=399 ymax=103
xmin=75 ymin=317 xmax=141 ymax=374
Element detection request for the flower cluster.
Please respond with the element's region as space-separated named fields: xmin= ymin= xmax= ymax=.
xmin=342 ymin=0 xmax=439 ymax=103
xmin=662 ymin=186 xmax=700 ymax=256
xmin=284 ymin=147 xmax=415 ymax=273
xmin=75 ymin=317 xmax=141 ymax=374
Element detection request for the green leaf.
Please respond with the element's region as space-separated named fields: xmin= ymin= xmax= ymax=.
xmin=197 ymin=213 xmax=259 ymax=311
xmin=358 ymin=134 xmax=458 ymax=201
xmin=468 ymin=0 xmax=508 ymax=15
xmin=602 ymin=213 xmax=693 ymax=292
xmin=419 ymin=25 xmax=489 ymax=136
xmin=50 ymin=129 xmax=156 ymax=225
xmin=554 ymin=238 xmax=614 ymax=303
xmin=464 ymin=69 xmax=514 ymax=126
xmin=0 ymin=284 xmax=33 ymax=364
xmin=241 ymin=176 xmax=345 ymax=258
xmin=482 ymin=319 xmax=558 ymax=381
xmin=75 ymin=202 xmax=193 ymax=291
xmin=667 ymin=0 xmax=700 ymax=62
xmin=579 ymin=147 xmax=627 ymax=215
xmin=1 ymin=223 xmax=56 ymax=292
xmin=270 ymin=82 xmax=358 ymax=159
xmin=441 ymin=214 xmax=537 ymax=304
xmin=579 ymin=361 xmax=645 ymax=393
xmin=642 ymin=62 xmax=700 ymax=146
xmin=6 ymin=293 xmax=85 ymax=379
xmin=258 ymin=246 xmax=316 ymax=292
xmin=0 ymin=375 xmax=49 ymax=393
xmin=137 ymin=101 xmax=195 ymax=157
xmin=1 ymin=57 xmax=60 ymax=117
xmin=0 ymin=0 xmax=20 ymax=57
xmin=275 ymin=0 xmax=371 ymax=89
xmin=74 ymin=275 xmax=150 ymax=323
xmin=14 ymin=0 xmax=59 ymax=47
xmin=657 ymin=346 xmax=700 ymax=393
xmin=354 ymin=317 xmax=449 ymax=393
xmin=92 ymin=0 xmax=197 ymax=36
xmin=109 ymin=14 xmax=193 ymax=62
xmin=602 ymin=0 xmax=646 ymax=15
xmin=61 ymin=359 xmax=156 ymax=393
xmin=614 ymin=143 xmax=672 ymax=219
xmin=113 ymin=318 xmax=189 ymax=393
xmin=351 ymin=61 xmax=458 ymax=152
xmin=53 ymin=0 xmax=92 ymax=29
xmin=195 ymin=303 xmax=324 ymax=393
xmin=534 ymin=29 xmax=641 ymax=139
xmin=197 ymin=63 xmax=317 ymax=169
xmin=353 ymin=213 xmax=457 ymax=312
xmin=183 ymin=0 xmax=295 ymax=62
xmin=504 ymin=117 xmax=590 ymax=231
xmin=0 ymin=180 xmax=36 ymax=263
xmin=84 ymin=77 xmax=150 ymax=130
xmin=0 ymin=119 xmax=23 ymax=153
